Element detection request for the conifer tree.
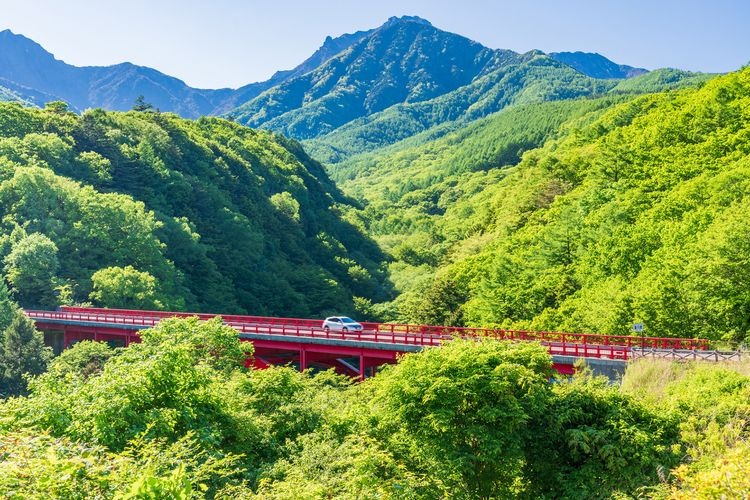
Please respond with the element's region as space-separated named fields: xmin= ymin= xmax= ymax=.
xmin=0 ymin=280 xmax=15 ymax=332
xmin=0 ymin=310 xmax=52 ymax=396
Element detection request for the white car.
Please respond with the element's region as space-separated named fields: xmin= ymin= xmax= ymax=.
xmin=322 ymin=316 xmax=363 ymax=333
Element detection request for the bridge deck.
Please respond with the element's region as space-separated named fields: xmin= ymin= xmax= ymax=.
xmin=24 ymin=307 xmax=700 ymax=362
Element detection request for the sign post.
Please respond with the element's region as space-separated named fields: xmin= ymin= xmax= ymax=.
xmin=633 ymin=323 xmax=645 ymax=350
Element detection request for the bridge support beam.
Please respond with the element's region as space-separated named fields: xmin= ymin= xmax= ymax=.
xmin=300 ymin=347 xmax=307 ymax=371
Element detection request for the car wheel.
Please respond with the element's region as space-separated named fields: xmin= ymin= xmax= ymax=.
xmin=342 ymin=327 xmax=349 ymax=333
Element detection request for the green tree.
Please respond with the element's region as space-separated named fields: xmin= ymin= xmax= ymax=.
xmin=410 ymin=276 xmax=467 ymax=325
xmin=0 ymin=310 xmax=52 ymax=396
xmin=3 ymin=233 xmax=59 ymax=308
xmin=270 ymin=191 xmax=301 ymax=222
xmin=45 ymin=340 xmax=116 ymax=381
xmin=89 ymin=265 xmax=164 ymax=310
xmin=43 ymin=101 xmax=73 ymax=116
xmin=0 ymin=279 xmax=15 ymax=331
xmin=369 ymin=340 xmax=553 ymax=498
xmin=132 ymin=95 xmax=154 ymax=112
xmin=524 ymin=373 xmax=681 ymax=498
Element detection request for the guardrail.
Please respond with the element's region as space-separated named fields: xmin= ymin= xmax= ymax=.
xmin=631 ymin=348 xmax=744 ymax=362
xmin=58 ymin=306 xmax=331 ymax=329
xmin=373 ymin=324 xmax=708 ymax=350
xmin=29 ymin=309 xmax=160 ymax=327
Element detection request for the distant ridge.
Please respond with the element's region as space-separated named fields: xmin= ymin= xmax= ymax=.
xmin=0 ymin=28 xmax=233 ymax=117
xmin=550 ymin=51 xmax=648 ymax=79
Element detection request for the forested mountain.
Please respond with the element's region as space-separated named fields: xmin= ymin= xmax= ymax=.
xmin=302 ymin=55 xmax=621 ymax=163
xmin=341 ymin=67 xmax=750 ymax=344
xmin=1 ymin=8 xmax=749 ymax=498
xmin=233 ymin=16 xmax=673 ymax=154
xmin=0 ymin=102 xmax=389 ymax=316
xmin=550 ymin=51 xmax=648 ymax=79
xmin=229 ymin=16 xmax=519 ymax=137
xmin=0 ymin=16 xmax=726 ymax=339
xmin=282 ymin=21 xmax=706 ymax=164
xmin=1 ymin=18 xmax=710 ymax=172
xmin=206 ymin=25 xmax=374 ymax=115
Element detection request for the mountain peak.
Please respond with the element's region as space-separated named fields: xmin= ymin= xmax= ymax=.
xmin=382 ymin=15 xmax=433 ymax=28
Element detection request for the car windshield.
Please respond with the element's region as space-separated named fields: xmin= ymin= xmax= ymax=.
xmin=340 ymin=317 xmax=357 ymax=324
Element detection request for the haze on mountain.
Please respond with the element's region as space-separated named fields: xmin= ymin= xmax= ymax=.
xmin=549 ymin=51 xmax=648 ymax=79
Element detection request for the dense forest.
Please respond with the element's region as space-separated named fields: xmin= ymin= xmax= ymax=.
xmin=2 ymin=68 xmax=749 ymax=343
xmin=0 ymin=101 xmax=390 ymax=317
xmin=342 ymin=67 xmax=750 ymax=345
xmin=0 ymin=314 xmax=747 ymax=498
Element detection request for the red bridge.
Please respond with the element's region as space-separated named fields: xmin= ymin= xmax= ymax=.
xmin=26 ymin=306 xmax=709 ymax=378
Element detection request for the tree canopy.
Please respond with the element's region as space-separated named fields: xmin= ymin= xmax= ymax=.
xmin=0 ymin=103 xmax=391 ymax=317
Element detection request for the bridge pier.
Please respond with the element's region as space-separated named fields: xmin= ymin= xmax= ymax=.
xmin=42 ymin=330 xmax=65 ymax=356
xmin=300 ymin=347 xmax=307 ymax=371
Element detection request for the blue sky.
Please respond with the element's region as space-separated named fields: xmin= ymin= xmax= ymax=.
xmin=2 ymin=0 xmax=748 ymax=88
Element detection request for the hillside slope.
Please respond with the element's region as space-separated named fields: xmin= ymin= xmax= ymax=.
xmin=343 ymin=68 xmax=750 ymax=344
xmin=329 ymin=96 xmax=632 ymax=321
xmin=303 ymin=53 xmax=621 ymax=163
xmin=0 ymin=102 xmax=390 ymax=316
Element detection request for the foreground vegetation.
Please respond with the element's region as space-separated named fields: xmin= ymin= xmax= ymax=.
xmin=0 ymin=313 xmax=747 ymax=498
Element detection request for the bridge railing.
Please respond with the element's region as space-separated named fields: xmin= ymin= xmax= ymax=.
xmin=227 ymin=321 xmax=448 ymax=347
xmin=28 ymin=309 xmax=162 ymax=327
xmin=51 ymin=306 xmax=709 ymax=353
xmin=59 ymin=306 xmax=326 ymax=329
xmin=34 ymin=309 xmax=449 ymax=347
xmin=371 ymin=323 xmax=709 ymax=350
